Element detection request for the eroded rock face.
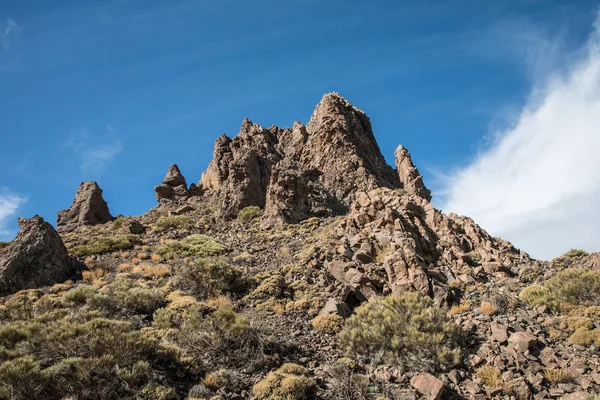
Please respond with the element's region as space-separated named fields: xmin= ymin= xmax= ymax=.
xmin=200 ymin=93 xmax=401 ymax=221
xmin=56 ymin=182 xmax=114 ymax=233
xmin=0 ymin=216 xmax=83 ymax=295
xmin=155 ymin=164 xmax=193 ymax=202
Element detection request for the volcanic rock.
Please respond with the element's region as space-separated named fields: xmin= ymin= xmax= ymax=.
xmin=411 ymin=372 xmax=445 ymax=400
xmin=199 ymin=93 xmax=401 ymax=220
xmin=394 ymin=144 xmax=431 ymax=201
xmin=155 ymin=164 xmax=192 ymax=202
xmin=56 ymin=181 xmax=114 ymax=233
xmin=0 ymin=216 xmax=83 ymax=295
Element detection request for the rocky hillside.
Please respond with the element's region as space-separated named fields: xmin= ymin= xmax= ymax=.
xmin=0 ymin=93 xmax=599 ymax=400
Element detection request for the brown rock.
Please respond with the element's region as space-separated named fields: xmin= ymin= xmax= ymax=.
xmin=0 ymin=216 xmax=83 ymax=295
xmin=508 ymin=331 xmax=538 ymax=352
xmin=490 ymin=323 xmax=509 ymax=343
xmin=56 ymin=181 xmax=114 ymax=233
xmin=155 ymin=164 xmax=192 ymax=202
xmin=394 ymin=145 xmax=431 ymax=201
xmin=319 ymin=298 xmax=351 ymax=318
xmin=410 ymin=373 xmax=445 ymax=400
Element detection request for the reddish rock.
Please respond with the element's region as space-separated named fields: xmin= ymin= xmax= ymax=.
xmin=508 ymin=331 xmax=538 ymax=352
xmin=411 ymin=373 xmax=445 ymax=400
xmin=56 ymin=181 xmax=114 ymax=233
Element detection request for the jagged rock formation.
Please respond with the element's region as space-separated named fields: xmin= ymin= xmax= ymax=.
xmin=395 ymin=145 xmax=431 ymax=201
xmin=199 ymin=93 xmax=402 ymax=222
xmin=56 ymin=181 xmax=114 ymax=233
xmin=155 ymin=164 xmax=195 ymax=202
xmin=0 ymin=216 xmax=83 ymax=295
xmin=312 ymin=187 xmax=527 ymax=306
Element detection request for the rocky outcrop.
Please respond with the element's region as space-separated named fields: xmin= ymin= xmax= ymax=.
xmin=199 ymin=93 xmax=402 ymax=221
xmin=312 ymin=187 xmax=527 ymax=305
xmin=155 ymin=164 xmax=194 ymax=202
xmin=395 ymin=145 xmax=431 ymax=201
xmin=0 ymin=216 xmax=83 ymax=295
xmin=56 ymin=182 xmax=114 ymax=233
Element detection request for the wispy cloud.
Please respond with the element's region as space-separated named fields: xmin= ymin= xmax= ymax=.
xmin=1 ymin=18 xmax=20 ymax=51
xmin=63 ymin=125 xmax=123 ymax=176
xmin=0 ymin=188 xmax=26 ymax=240
xmin=441 ymin=11 xmax=600 ymax=260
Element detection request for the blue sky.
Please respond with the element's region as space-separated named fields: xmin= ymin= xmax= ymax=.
xmin=1 ymin=0 xmax=599 ymax=259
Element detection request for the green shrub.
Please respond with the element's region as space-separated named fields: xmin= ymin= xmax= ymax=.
xmin=88 ymin=278 xmax=164 ymax=316
xmin=154 ymin=215 xmax=193 ymax=231
xmin=312 ymin=314 xmax=344 ymax=334
xmin=178 ymin=308 xmax=275 ymax=371
xmin=156 ymin=234 xmax=226 ymax=260
xmin=252 ymin=363 xmax=315 ymax=400
xmin=62 ymin=285 xmax=99 ymax=306
xmin=237 ymin=206 xmax=263 ymax=222
xmin=112 ymin=216 xmax=127 ymax=230
xmin=545 ymin=268 xmax=600 ymax=306
xmin=519 ymin=285 xmax=555 ymax=308
xmin=69 ymin=235 xmax=139 ymax=257
xmin=562 ymin=249 xmax=589 ymax=258
xmin=338 ymin=293 xmax=463 ymax=372
xmin=175 ymin=258 xmax=248 ymax=299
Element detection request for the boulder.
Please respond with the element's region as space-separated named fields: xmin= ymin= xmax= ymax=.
xmin=410 ymin=373 xmax=445 ymax=400
xmin=56 ymin=181 xmax=114 ymax=233
xmin=508 ymin=331 xmax=538 ymax=352
xmin=318 ymin=298 xmax=351 ymax=318
xmin=0 ymin=216 xmax=83 ymax=295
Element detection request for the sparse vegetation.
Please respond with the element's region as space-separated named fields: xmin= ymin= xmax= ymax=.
xmin=477 ymin=365 xmax=500 ymax=387
xmin=312 ymin=314 xmax=344 ymax=334
xmin=68 ymin=235 xmax=139 ymax=257
xmin=175 ymin=258 xmax=249 ymax=299
xmin=252 ymin=363 xmax=315 ymax=400
xmin=156 ymin=234 xmax=226 ymax=260
xmin=237 ymin=206 xmax=263 ymax=222
xmin=154 ymin=215 xmax=194 ymax=231
xmin=338 ymin=293 xmax=463 ymax=372
xmin=545 ymin=368 xmax=574 ymax=384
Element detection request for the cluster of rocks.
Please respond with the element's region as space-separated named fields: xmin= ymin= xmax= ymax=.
xmin=155 ymin=164 xmax=200 ymax=203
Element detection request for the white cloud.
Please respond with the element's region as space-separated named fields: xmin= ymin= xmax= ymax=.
xmin=64 ymin=125 xmax=123 ymax=176
xmin=441 ymin=13 xmax=600 ymax=261
xmin=0 ymin=189 xmax=26 ymax=240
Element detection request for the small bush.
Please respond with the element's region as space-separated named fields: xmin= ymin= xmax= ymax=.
xmin=476 ymin=365 xmax=500 ymax=387
xmin=479 ymin=302 xmax=497 ymax=316
xmin=175 ymin=258 xmax=248 ymax=299
xmin=252 ymin=363 xmax=315 ymax=400
xmin=62 ymin=285 xmax=99 ymax=306
xmin=237 ymin=206 xmax=263 ymax=222
xmin=156 ymin=234 xmax=226 ymax=260
xmin=449 ymin=301 xmax=470 ymax=316
xmin=247 ymin=271 xmax=287 ymax=300
xmin=562 ymin=249 xmax=589 ymax=258
xmin=568 ymin=327 xmax=600 ymax=346
xmin=545 ymin=268 xmax=600 ymax=306
xmin=178 ymin=308 xmax=275 ymax=371
xmin=544 ymin=368 xmax=574 ymax=384
xmin=312 ymin=314 xmax=344 ymax=334
xmin=87 ymin=277 xmax=164 ymax=316
xmin=520 ymin=285 xmax=554 ymax=308
xmin=69 ymin=235 xmax=139 ymax=257
xmin=338 ymin=293 xmax=463 ymax=372
xmin=154 ymin=215 xmax=193 ymax=231
xmin=325 ymin=359 xmax=371 ymax=400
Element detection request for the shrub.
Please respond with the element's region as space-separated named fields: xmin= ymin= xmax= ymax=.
xmin=562 ymin=249 xmax=588 ymax=258
xmin=156 ymin=234 xmax=226 ymax=260
xmin=449 ymin=301 xmax=470 ymax=316
xmin=252 ymin=363 xmax=315 ymax=400
xmin=479 ymin=302 xmax=497 ymax=316
xmin=476 ymin=365 xmax=500 ymax=387
xmin=545 ymin=268 xmax=600 ymax=306
xmin=312 ymin=314 xmax=344 ymax=334
xmin=62 ymin=285 xmax=99 ymax=306
xmin=178 ymin=308 xmax=275 ymax=371
xmin=87 ymin=277 xmax=164 ymax=316
xmin=325 ymin=359 xmax=371 ymax=400
xmin=568 ymin=327 xmax=600 ymax=346
xmin=69 ymin=235 xmax=139 ymax=257
xmin=544 ymin=368 xmax=574 ymax=384
xmin=175 ymin=258 xmax=248 ymax=299
xmin=338 ymin=293 xmax=463 ymax=372
xmin=247 ymin=271 xmax=287 ymax=300
xmin=520 ymin=285 xmax=554 ymax=308
xmin=154 ymin=215 xmax=194 ymax=231
xmin=237 ymin=206 xmax=263 ymax=222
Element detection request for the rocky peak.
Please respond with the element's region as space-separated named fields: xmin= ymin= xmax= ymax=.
xmin=199 ymin=93 xmax=402 ymax=221
xmin=0 ymin=215 xmax=83 ymax=295
xmin=155 ymin=164 xmax=197 ymax=202
xmin=56 ymin=181 xmax=114 ymax=233
xmin=394 ymin=145 xmax=431 ymax=202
